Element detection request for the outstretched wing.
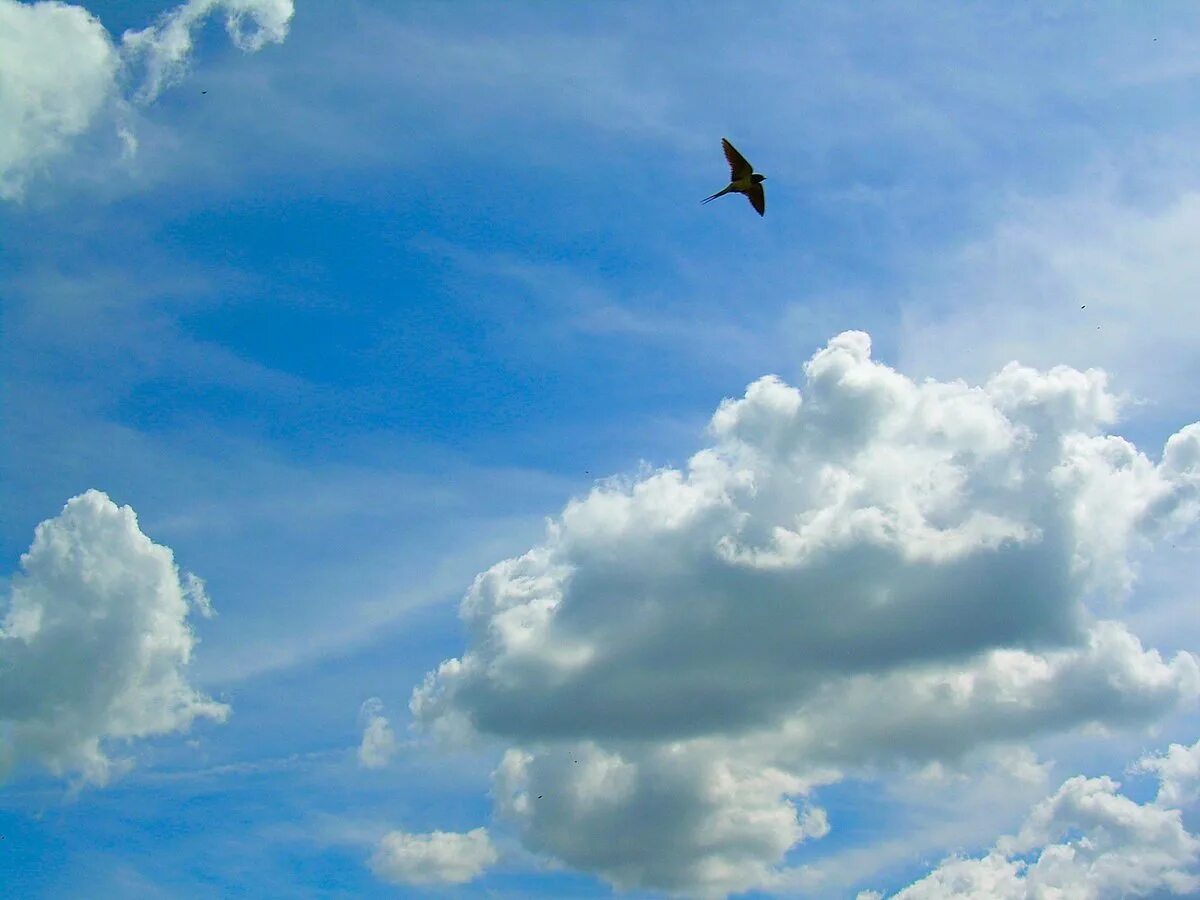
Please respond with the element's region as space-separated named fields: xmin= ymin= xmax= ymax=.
xmin=722 ymin=138 xmax=754 ymax=180
xmin=746 ymin=181 xmax=765 ymax=216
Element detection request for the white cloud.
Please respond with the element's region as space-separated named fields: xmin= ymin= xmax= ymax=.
xmin=0 ymin=490 xmax=228 ymax=786
xmin=0 ymin=0 xmax=118 ymax=199
xmin=411 ymin=332 xmax=1200 ymax=895
xmin=122 ymin=0 xmax=294 ymax=102
xmin=1136 ymin=737 xmax=1200 ymax=809
xmin=0 ymin=0 xmax=293 ymax=197
xmin=357 ymin=697 xmax=397 ymax=769
xmin=494 ymin=742 xmax=834 ymax=898
xmin=888 ymin=746 xmax=1200 ymax=899
xmin=369 ymin=827 xmax=497 ymax=886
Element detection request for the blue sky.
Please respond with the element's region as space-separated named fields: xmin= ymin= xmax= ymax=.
xmin=4 ymin=1 xmax=1200 ymax=897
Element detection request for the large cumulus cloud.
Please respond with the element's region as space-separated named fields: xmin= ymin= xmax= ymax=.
xmin=0 ymin=490 xmax=228 ymax=785
xmin=411 ymin=332 xmax=1200 ymax=895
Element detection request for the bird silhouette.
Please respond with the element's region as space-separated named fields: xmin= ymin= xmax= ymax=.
xmin=703 ymin=138 xmax=765 ymax=216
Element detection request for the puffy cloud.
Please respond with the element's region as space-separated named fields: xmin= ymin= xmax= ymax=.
xmin=122 ymin=0 xmax=294 ymax=102
xmin=369 ymin=828 xmax=497 ymax=886
xmin=0 ymin=0 xmax=118 ymax=199
xmin=357 ymin=697 xmax=397 ymax=769
xmin=411 ymin=332 xmax=1200 ymax=895
xmin=0 ymin=0 xmax=293 ymax=197
xmin=0 ymin=490 xmax=228 ymax=785
xmin=1136 ymin=737 xmax=1200 ymax=809
xmin=889 ymin=756 xmax=1200 ymax=899
xmin=495 ymin=741 xmax=833 ymax=898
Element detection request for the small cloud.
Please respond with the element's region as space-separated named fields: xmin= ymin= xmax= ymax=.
xmin=357 ymin=698 xmax=397 ymax=770
xmin=1135 ymin=736 xmax=1200 ymax=809
xmin=182 ymin=572 xmax=215 ymax=619
xmin=116 ymin=123 xmax=139 ymax=160
xmin=369 ymin=827 xmax=497 ymax=886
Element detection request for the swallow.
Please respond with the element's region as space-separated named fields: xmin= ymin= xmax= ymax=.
xmin=702 ymin=138 xmax=765 ymax=216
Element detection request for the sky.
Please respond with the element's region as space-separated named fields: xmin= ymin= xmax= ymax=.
xmin=3 ymin=1 xmax=1200 ymax=897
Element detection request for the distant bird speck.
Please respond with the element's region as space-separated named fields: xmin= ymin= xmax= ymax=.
xmin=703 ymin=138 xmax=766 ymax=216
xmin=1081 ymin=305 xmax=1086 ymax=309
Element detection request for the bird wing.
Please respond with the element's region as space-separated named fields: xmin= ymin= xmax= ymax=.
xmin=722 ymin=138 xmax=754 ymax=180
xmin=746 ymin=182 xmax=765 ymax=216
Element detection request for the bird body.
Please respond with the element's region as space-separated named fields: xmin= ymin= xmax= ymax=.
xmin=703 ymin=138 xmax=766 ymax=216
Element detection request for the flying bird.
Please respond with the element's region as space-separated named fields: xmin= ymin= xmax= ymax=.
xmin=703 ymin=138 xmax=766 ymax=216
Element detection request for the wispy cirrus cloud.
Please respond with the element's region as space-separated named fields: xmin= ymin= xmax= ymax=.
xmin=900 ymin=180 xmax=1200 ymax=426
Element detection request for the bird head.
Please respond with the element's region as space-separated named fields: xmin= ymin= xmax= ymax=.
xmin=753 ymin=174 xmax=766 ymax=183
